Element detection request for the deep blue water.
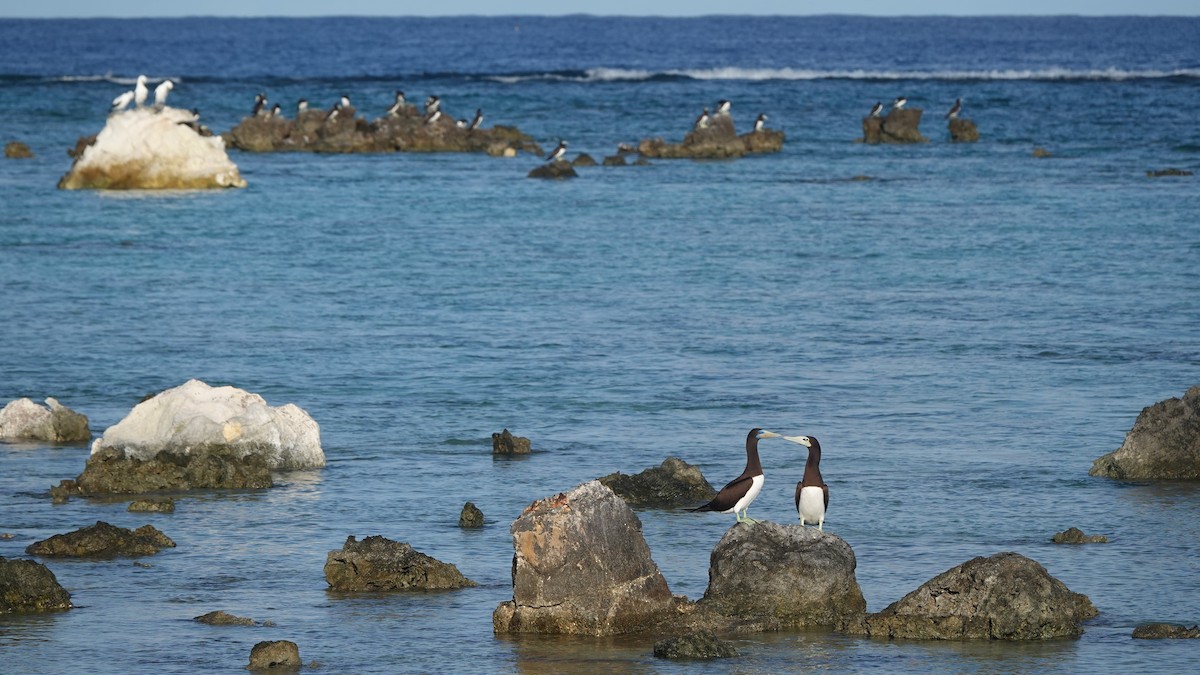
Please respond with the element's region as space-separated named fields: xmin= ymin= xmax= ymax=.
xmin=1 ymin=15 xmax=1199 ymax=674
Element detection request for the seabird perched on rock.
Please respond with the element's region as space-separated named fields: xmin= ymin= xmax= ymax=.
xmin=753 ymin=113 xmax=768 ymax=132
xmin=945 ymin=97 xmax=962 ymax=120
xmin=252 ymin=93 xmax=267 ymax=117
xmin=891 ymin=96 xmax=907 ymax=111
xmin=469 ymin=108 xmax=483 ymax=130
xmin=270 ymin=103 xmax=281 ymax=118
xmin=153 ymin=80 xmax=173 ymax=109
xmin=133 ymin=75 xmax=149 ymax=108
xmin=297 ymin=98 xmax=308 ymax=113
xmin=386 ymin=91 xmax=406 ymax=117
xmin=456 ymin=118 xmax=468 ymax=128
xmin=176 ymin=108 xmax=211 ymax=136
xmin=691 ymin=428 xmax=782 ymax=523
xmin=783 ymin=435 xmax=829 ymax=530
xmin=545 ymin=140 xmax=568 ymax=163
xmin=339 ymin=94 xmax=351 ymax=109
xmin=869 ymin=102 xmax=884 ymax=118
xmin=693 ymin=107 xmax=710 ymax=130
xmin=715 ymin=99 xmax=731 ymax=116
xmin=111 ymin=90 xmax=135 ymax=112
xmin=425 ymin=95 xmax=441 ymax=115
xmin=324 ymin=107 xmax=339 ymax=123
xmin=425 ymin=110 xmax=442 ymax=125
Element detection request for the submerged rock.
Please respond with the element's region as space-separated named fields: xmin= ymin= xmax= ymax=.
xmin=5 ymin=141 xmax=33 ymax=158
xmin=652 ymin=630 xmax=740 ymax=659
xmin=324 ymin=535 xmax=476 ymax=591
xmin=1146 ymin=168 xmax=1193 ymax=177
xmin=598 ymin=456 xmax=716 ymax=508
xmin=458 ymin=501 xmax=484 ymax=528
xmin=0 ymin=397 xmax=90 ymax=442
xmin=850 ymin=552 xmax=1098 ymax=640
xmin=59 ymin=107 xmax=245 ymax=189
xmin=1032 ymin=146 xmax=1052 ymax=158
xmin=493 ymin=481 xmax=683 ymax=636
xmin=1133 ymin=623 xmax=1200 ymax=639
xmin=26 ymin=521 xmax=175 ymax=557
xmin=700 ymin=522 xmax=866 ymax=630
xmin=128 ymin=498 xmax=176 ymax=513
xmin=0 ymin=556 xmax=73 ymax=612
xmin=248 ymin=640 xmax=301 ymax=670
xmin=492 ymin=429 xmax=531 ymax=455
xmin=1051 ymin=527 xmax=1107 ymax=544
xmin=602 ymin=154 xmax=627 ymax=166
xmin=862 ymin=109 xmax=927 ymax=144
xmin=1089 ymin=385 xmax=1200 ymax=480
xmin=948 ymin=118 xmax=980 ymax=143
xmin=527 ymin=160 xmax=578 ymax=179
xmin=195 ymin=610 xmax=255 ymax=626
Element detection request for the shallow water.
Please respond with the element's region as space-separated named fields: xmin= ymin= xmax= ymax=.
xmin=2 ymin=14 xmax=1200 ymax=674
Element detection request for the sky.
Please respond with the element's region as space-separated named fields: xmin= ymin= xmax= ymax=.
xmin=2 ymin=0 xmax=1198 ymax=17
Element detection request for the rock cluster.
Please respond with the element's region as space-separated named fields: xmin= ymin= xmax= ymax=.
xmin=652 ymin=631 xmax=740 ymax=659
xmin=598 ymin=457 xmax=716 ymax=508
xmin=492 ymin=429 xmax=531 ymax=455
xmin=0 ymin=556 xmax=73 ymax=612
xmin=1132 ymin=623 xmax=1200 ymax=639
xmin=1051 ymin=527 xmax=1107 ymax=544
xmin=26 ymin=521 xmax=175 ymax=557
xmin=323 ymin=535 xmax=476 ymax=591
xmin=0 ymin=397 xmax=90 ymax=442
xmin=637 ymin=116 xmax=784 ymax=159
xmin=862 ymin=109 xmax=927 ymax=144
xmin=128 ymin=498 xmax=176 ymax=513
xmin=1090 ymin=385 xmax=1200 ymax=480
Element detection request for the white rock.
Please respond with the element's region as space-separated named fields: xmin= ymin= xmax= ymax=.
xmin=91 ymin=379 xmax=324 ymax=470
xmin=0 ymin=398 xmax=53 ymax=438
xmin=58 ymin=107 xmax=246 ymax=190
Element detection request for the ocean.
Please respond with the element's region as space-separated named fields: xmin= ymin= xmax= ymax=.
xmin=1 ymin=14 xmax=1199 ymax=673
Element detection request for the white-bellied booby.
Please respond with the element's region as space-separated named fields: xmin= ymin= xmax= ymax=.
xmin=545 ymin=140 xmax=568 ymax=163
xmin=297 ymin=98 xmax=308 ymax=113
xmin=133 ymin=75 xmax=149 ymax=108
xmin=252 ymin=93 xmax=267 ymax=117
xmin=270 ymin=103 xmax=281 ymax=118
xmin=694 ymin=107 xmax=710 ymax=131
xmin=386 ymin=90 xmax=406 ymax=117
xmin=691 ymin=428 xmax=782 ymax=524
xmin=945 ymin=97 xmax=962 ymax=120
xmin=425 ymin=95 xmax=440 ymax=115
xmin=425 ymin=110 xmax=442 ymax=125
xmin=715 ymin=99 xmax=731 ymax=115
xmin=339 ymin=94 xmax=351 ymax=109
xmin=753 ymin=113 xmax=767 ymax=132
xmin=891 ymin=96 xmax=907 ymax=110
xmin=869 ymin=101 xmax=883 ymax=118
xmin=469 ymin=108 xmax=483 ymax=130
xmin=783 ymin=435 xmax=829 ymax=530
xmin=153 ymin=80 xmax=173 ymax=109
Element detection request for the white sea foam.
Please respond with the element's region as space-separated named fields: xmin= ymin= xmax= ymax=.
xmin=488 ymin=66 xmax=1200 ymax=83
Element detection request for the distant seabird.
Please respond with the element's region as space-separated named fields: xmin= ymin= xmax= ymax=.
xmin=753 ymin=113 xmax=767 ymax=132
xmin=469 ymin=108 xmax=483 ymax=130
xmin=783 ymin=435 xmax=829 ymax=530
xmin=693 ymin=107 xmax=710 ymax=131
xmin=386 ymin=91 xmax=406 ymax=117
xmin=690 ymin=428 xmax=782 ymax=523
xmin=945 ymin=97 xmax=962 ymax=120
xmin=297 ymin=98 xmax=308 ymax=113
xmin=270 ymin=103 xmax=281 ymax=118
xmin=715 ymin=99 xmax=731 ymax=115
xmin=456 ymin=118 xmax=467 ymax=128
xmin=545 ymin=140 xmax=568 ymax=163
xmin=891 ymin=96 xmax=907 ymax=111
xmin=339 ymin=94 xmax=351 ymax=109
xmin=425 ymin=95 xmax=440 ymax=115
xmin=869 ymin=102 xmax=883 ymax=118
xmin=324 ymin=107 xmax=339 ymax=123
xmin=425 ymin=110 xmax=442 ymax=125
xmin=252 ymin=93 xmax=267 ymax=117
xmin=153 ymin=80 xmax=173 ymax=109
xmin=133 ymin=75 xmax=149 ymax=108
xmin=111 ymin=90 xmax=135 ymax=111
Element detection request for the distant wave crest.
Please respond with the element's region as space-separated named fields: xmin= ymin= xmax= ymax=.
xmin=486 ymin=66 xmax=1200 ymax=83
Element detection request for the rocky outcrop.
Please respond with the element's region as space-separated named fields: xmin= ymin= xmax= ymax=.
xmin=1146 ymin=168 xmax=1193 ymax=177
xmin=948 ymin=118 xmax=979 ymax=142
xmin=224 ymin=106 xmax=541 ymax=156
xmin=652 ymin=631 xmax=740 ymax=659
xmin=128 ymin=498 xmax=176 ymax=513
xmin=5 ymin=141 xmax=33 ymax=158
xmin=493 ymin=481 xmax=684 ymax=636
xmin=195 ymin=610 xmax=255 ymax=626
xmin=52 ymin=445 xmax=272 ymax=499
xmin=637 ymin=116 xmax=784 ymax=159
xmin=527 ymin=160 xmax=578 ymax=179
xmin=700 ymin=523 xmax=866 ymax=630
xmin=849 ymin=552 xmax=1098 ymax=640
xmin=458 ymin=502 xmax=484 ymax=528
xmin=492 ymin=429 xmax=531 ymax=454
xmin=1133 ymin=623 xmax=1200 ymax=639
xmin=0 ymin=397 xmax=90 ymax=442
xmin=862 ymin=109 xmax=927 ymax=144
xmin=0 ymin=556 xmax=72 ymax=612
xmin=25 ymin=521 xmax=175 ymax=557
xmin=1090 ymin=386 xmax=1200 ymax=480
xmin=323 ymin=535 xmax=476 ymax=591
xmin=598 ymin=457 xmax=716 ymax=508
xmin=248 ymin=640 xmax=301 ymax=670
xmin=602 ymin=155 xmax=627 ymax=166
xmin=59 ymin=107 xmax=245 ymax=189
xmin=1051 ymin=527 xmax=1107 ymax=544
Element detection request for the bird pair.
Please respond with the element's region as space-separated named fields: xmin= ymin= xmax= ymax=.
xmin=691 ymin=427 xmax=829 ymax=529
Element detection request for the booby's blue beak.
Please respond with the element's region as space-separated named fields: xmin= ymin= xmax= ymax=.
xmin=757 ymin=430 xmax=781 ymax=439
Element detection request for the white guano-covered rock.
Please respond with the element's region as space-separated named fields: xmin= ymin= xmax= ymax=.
xmin=58 ymin=107 xmax=246 ymax=190
xmin=0 ymin=397 xmax=91 ymax=442
xmin=91 ymin=379 xmax=323 ymax=470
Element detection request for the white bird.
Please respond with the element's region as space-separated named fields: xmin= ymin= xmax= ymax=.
xmin=297 ymin=99 xmax=308 ymax=114
xmin=339 ymin=94 xmax=351 ymax=109
xmin=693 ymin=107 xmax=710 ymax=130
xmin=425 ymin=95 xmax=440 ymax=115
xmin=111 ymin=90 xmax=135 ymax=111
xmin=869 ymin=102 xmax=883 ymax=118
xmin=782 ymin=435 xmax=830 ymax=531
xmin=270 ymin=103 xmax=281 ymax=118
xmin=753 ymin=113 xmax=767 ymax=132
xmin=715 ymin=99 xmax=731 ymax=115
xmin=133 ymin=75 xmax=149 ymax=108
xmin=891 ymin=96 xmax=907 ymax=110
xmin=425 ymin=110 xmax=442 ymax=125
xmin=324 ymin=107 xmax=339 ymax=123
xmin=386 ymin=91 xmax=406 ymax=117
xmin=546 ymin=140 xmax=568 ymax=163
xmin=153 ymin=80 xmax=173 ymax=109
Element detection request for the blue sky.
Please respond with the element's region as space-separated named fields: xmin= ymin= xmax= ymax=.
xmin=4 ymin=0 xmax=1198 ymax=17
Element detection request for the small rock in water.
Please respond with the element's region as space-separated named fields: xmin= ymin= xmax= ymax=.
xmin=195 ymin=610 xmax=255 ymax=626
xmin=1090 ymin=385 xmax=1200 ymax=480
xmin=602 ymin=154 xmax=627 ymax=166
xmin=25 ymin=521 xmax=175 ymax=557
xmin=0 ymin=556 xmax=73 ymax=612
xmin=527 ymin=161 xmax=578 ymax=179
xmin=128 ymin=498 xmax=176 ymax=513
xmin=1051 ymin=527 xmax=1107 ymax=544
xmin=0 ymin=397 xmax=90 ymax=442
xmin=458 ymin=502 xmax=484 ymax=528
xmin=4 ymin=141 xmax=33 ymax=158
xmin=248 ymin=640 xmax=301 ymax=670
xmin=1032 ymin=146 xmax=1052 ymax=158
xmin=324 ymin=535 xmax=476 ymax=591
xmin=652 ymin=630 xmax=740 ymax=659
xmin=491 ymin=429 xmax=531 ymax=455
xmin=598 ymin=456 xmax=716 ymax=508
xmin=572 ymin=153 xmax=597 ymax=167
xmin=1132 ymin=623 xmax=1200 ymax=639
xmin=1146 ymin=168 xmax=1193 ymax=177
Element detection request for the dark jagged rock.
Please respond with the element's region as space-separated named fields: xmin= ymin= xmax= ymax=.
xmin=128 ymin=498 xmax=176 ymax=513
xmin=323 ymin=535 xmax=476 ymax=591
xmin=598 ymin=457 xmax=716 ymax=508
xmin=948 ymin=118 xmax=979 ymax=142
xmin=26 ymin=521 xmax=175 ymax=557
xmin=1090 ymin=385 xmax=1200 ymax=480
xmin=458 ymin=501 xmax=484 ymax=528
xmin=1051 ymin=527 xmax=1107 ymax=544
xmin=493 ymin=481 xmax=685 ymax=636
xmin=51 ymin=445 xmax=272 ymax=500
xmin=195 ymin=610 xmax=255 ymax=626
xmin=224 ymin=106 xmax=541 ymax=156
xmin=5 ymin=141 xmax=33 ymax=158
xmin=572 ymin=153 xmax=597 ymax=167
xmin=248 ymin=640 xmax=301 ymax=670
xmin=492 ymin=429 xmax=532 ymax=454
xmin=0 ymin=556 xmax=72 ymax=612
xmin=1133 ymin=623 xmax=1200 ymax=639
xmin=638 ymin=115 xmax=784 ymax=159
xmin=0 ymin=397 xmax=90 ymax=442
xmin=862 ymin=109 xmax=927 ymax=144
xmin=527 ymin=160 xmax=578 ymax=179
xmin=1147 ymin=168 xmax=1193 ymax=177
xmin=700 ymin=522 xmax=866 ymax=630
xmin=602 ymin=154 xmax=627 ymax=166
xmin=848 ymin=552 xmax=1098 ymax=640
xmin=653 ymin=630 xmax=740 ymax=659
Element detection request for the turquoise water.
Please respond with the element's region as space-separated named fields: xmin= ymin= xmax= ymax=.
xmin=2 ymin=15 xmax=1200 ymax=673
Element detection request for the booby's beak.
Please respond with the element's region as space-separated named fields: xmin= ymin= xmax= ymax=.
xmin=782 ymin=435 xmax=810 ymax=447
xmin=757 ymin=430 xmax=781 ymax=439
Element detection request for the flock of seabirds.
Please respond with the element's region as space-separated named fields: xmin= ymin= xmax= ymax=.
xmin=108 ymin=74 xmax=966 ymax=165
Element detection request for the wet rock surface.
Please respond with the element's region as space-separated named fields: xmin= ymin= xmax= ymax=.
xmin=52 ymin=445 xmax=272 ymax=498
xmin=324 ymin=535 xmax=476 ymax=591
xmin=1090 ymin=385 xmax=1200 ymax=480
xmin=527 ymin=160 xmax=578 ymax=179
xmin=128 ymin=498 xmax=176 ymax=513
xmin=1051 ymin=527 xmax=1107 ymax=544
xmin=849 ymin=552 xmax=1098 ymax=640
xmin=248 ymin=640 xmax=301 ymax=670
xmin=4 ymin=141 xmax=33 ymax=158
xmin=458 ymin=502 xmax=484 ymax=528
xmin=0 ymin=397 xmax=90 ymax=442
xmin=598 ymin=456 xmax=716 ymax=508
xmin=26 ymin=521 xmax=176 ymax=557
xmin=1132 ymin=623 xmax=1200 ymax=639
xmin=652 ymin=630 xmax=740 ymax=659
xmin=948 ymin=118 xmax=980 ymax=142
xmin=0 ymin=556 xmax=73 ymax=612
xmin=1146 ymin=168 xmax=1193 ymax=177
xmin=492 ymin=429 xmax=531 ymax=455
xmin=862 ymin=109 xmax=927 ymax=144
xmin=195 ymin=610 xmax=255 ymax=626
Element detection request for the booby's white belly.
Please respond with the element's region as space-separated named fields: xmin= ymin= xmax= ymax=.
xmin=724 ymin=474 xmax=764 ymax=514
xmin=798 ymin=485 xmax=825 ymax=522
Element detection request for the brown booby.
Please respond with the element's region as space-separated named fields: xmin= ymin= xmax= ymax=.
xmin=691 ymin=428 xmax=781 ymax=523
xmin=545 ymin=140 xmax=568 ymax=163
xmin=945 ymin=97 xmax=962 ymax=120
xmin=784 ymin=435 xmax=829 ymax=530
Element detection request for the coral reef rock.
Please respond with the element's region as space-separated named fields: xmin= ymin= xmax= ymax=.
xmin=1090 ymin=385 xmax=1200 ymax=480
xmin=128 ymin=498 xmax=176 ymax=513
xmin=652 ymin=630 xmax=740 ymax=659
xmin=0 ymin=397 xmax=90 ymax=442
xmin=5 ymin=141 xmax=33 ymax=158
xmin=458 ymin=501 xmax=484 ymax=528
xmin=492 ymin=429 xmax=531 ymax=455
xmin=849 ymin=552 xmax=1098 ymax=640
xmin=493 ymin=480 xmax=684 ymax=636
xmin=862 ymin=109 xmax=928 ymax=144
xmin=324 ymin=535 xmax=476 ymax=591
xmin=948 ymin=118 xmax=980 ymax=142
xmin=0 ymin=556 xmax=73 ymax=613
xmin=25 ymin=521 xmax=175 ymax=557
xmin=637 ymin=115 xmax=784 ymax=159
xmin=1133 ymin=623 xmax=1200 ymax=639
xmin=59 ymin=107 xmax=245 ymax=190
xmin=1051 ymin=527 xmax=1107 ymax=544
xmin=700 ymin=522 xmax=866 ymax=630
xmin=598 ymin=456 xmax=716 ymax=508
xmin=248 ymin=640 xmax=301 ymax=670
